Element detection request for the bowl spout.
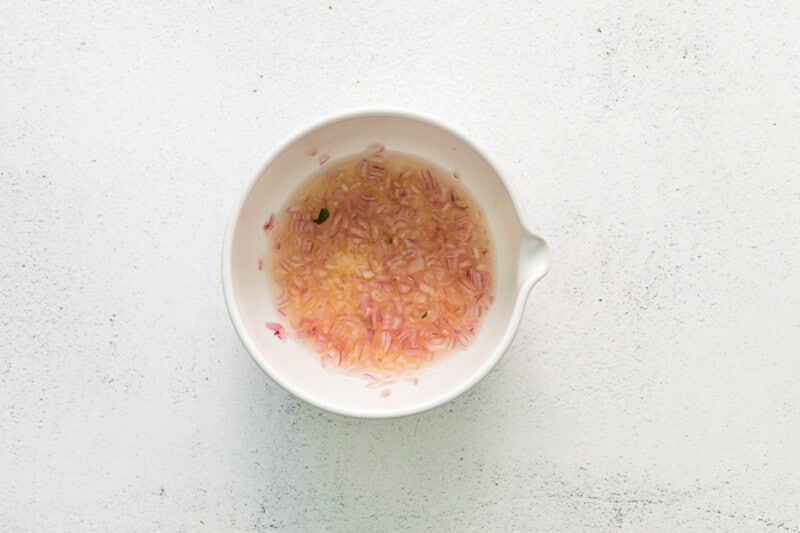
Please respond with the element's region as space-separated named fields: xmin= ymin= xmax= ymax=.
xmin=517 ymin=230 xmax=550 ymax=291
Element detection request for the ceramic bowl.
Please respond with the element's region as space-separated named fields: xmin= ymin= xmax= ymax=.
xmin=222 ymin=109 xmax=550 ymax=418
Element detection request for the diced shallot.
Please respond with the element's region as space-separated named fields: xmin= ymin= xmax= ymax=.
xmin=265 ymin=322 xmax=286 ymax=342
xmin=268 ymin=144 xmax=494 ymax=376
xmin=263 ymin=214 xmax=275 ymax=233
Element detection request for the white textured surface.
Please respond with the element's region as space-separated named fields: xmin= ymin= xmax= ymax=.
xmin=2 ymin=1 xmax=799 ymax=531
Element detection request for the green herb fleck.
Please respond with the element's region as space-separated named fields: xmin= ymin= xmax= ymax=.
xmin=385 ymin=237 xmax=393 ymax=244
xmin=421 ymin=312 xmax=428 ymax=318
xmin=313 ymin=208 xmax=330 ymax=225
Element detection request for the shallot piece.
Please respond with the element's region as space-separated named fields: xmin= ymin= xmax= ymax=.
xmin=269 ymin=145 xmax=494 ymax=375
xmin=262 ymin=214 xmax=275 ymax=233
xmin=265 ymin=322 xmax=286 ymax=342
xmin=367 ymin=143 xmax=385 ymax=155
xmin=403 ymin=376 xmax=419 ymax=386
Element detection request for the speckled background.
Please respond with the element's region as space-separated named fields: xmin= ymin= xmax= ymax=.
xmin=2 ymin=2 xmax=799 ymax=531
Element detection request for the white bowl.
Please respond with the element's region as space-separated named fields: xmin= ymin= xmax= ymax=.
xmin=222 ymin=109 xmax=550 ymax=418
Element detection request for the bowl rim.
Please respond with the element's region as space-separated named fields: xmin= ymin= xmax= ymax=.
xmin=222 ymin=107 xmax=547 ymax=418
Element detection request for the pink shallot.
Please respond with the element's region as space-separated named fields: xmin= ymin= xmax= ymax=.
xmin=265 ymin=322 xmax=286 ymax=342
xmin=268 ymin=145 xmax=494 ymax=376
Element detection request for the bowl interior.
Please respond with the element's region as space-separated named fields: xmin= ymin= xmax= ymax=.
xmin=225 ymin=112 xmax=543 ymax=417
